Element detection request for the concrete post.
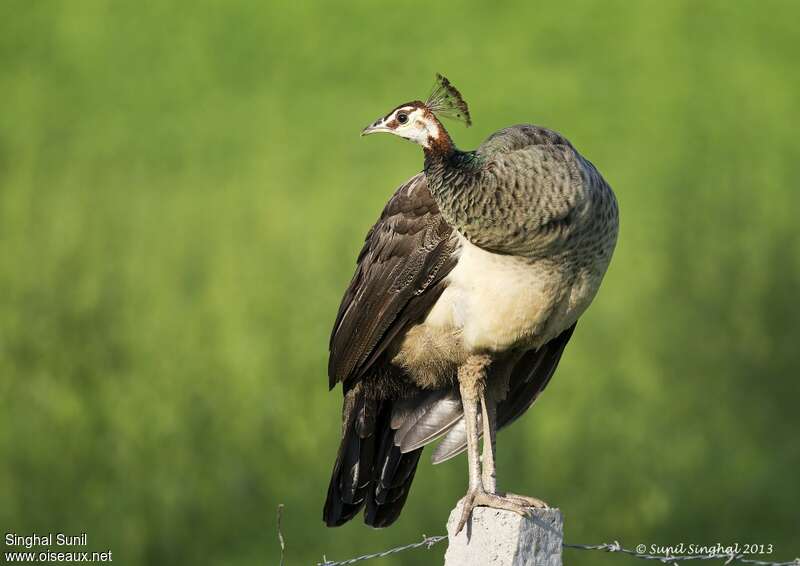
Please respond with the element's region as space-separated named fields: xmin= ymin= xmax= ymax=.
xmin=444 ymin=503 xmax=563 ymax=566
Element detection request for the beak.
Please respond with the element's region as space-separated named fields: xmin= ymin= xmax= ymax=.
xmin=361 ymin=118 xmax=390 ymax=136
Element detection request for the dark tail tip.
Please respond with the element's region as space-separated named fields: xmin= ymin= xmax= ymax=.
xmin=363 ymin=447 xmax=422 ymax=528
xmin=323 ymin=399 xmax=423 ymax=528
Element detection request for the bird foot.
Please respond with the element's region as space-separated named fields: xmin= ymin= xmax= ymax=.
xmin=498 ymin=491 xmax=550 ymax=509
xmin=455 ymin=489 xmax=546 ymax=535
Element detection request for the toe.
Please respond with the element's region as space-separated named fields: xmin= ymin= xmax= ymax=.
xmin=473 ymin=492 xmax=531 ymax=517
xmin=504 ymin=492 xmax=550 ymax=509
xmin=454 ymin=492 xmax=477 ymax=535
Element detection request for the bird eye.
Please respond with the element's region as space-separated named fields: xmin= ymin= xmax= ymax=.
xmin=396 ymin=112 xmax=408 ymax=124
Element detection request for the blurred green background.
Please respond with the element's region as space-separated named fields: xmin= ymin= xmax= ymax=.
xmin=1 ymin=1 xmax=798 ymax=564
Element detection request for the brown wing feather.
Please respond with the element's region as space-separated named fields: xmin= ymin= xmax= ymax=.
xmin=328 ymin=173 xmax=458 ymax=389
xmin=495 ymin=323 xmax=576 ymax=429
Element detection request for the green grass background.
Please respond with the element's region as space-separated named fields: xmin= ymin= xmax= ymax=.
xmin=1 ymin=1 xmax=798 ymax=564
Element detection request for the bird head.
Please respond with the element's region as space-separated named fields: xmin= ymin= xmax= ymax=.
xmin=361 ymin=101 xmax=436 ymax=146
xmin=361 ymin=74 xmax=471 ymax=150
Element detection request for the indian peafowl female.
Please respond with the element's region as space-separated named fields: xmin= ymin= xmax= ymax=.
xmin=323 ymin=74 xmax=619 ymax=533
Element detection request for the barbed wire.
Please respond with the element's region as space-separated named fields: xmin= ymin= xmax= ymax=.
xmin=562 ymin=541 xmax=800 ymax=566
xmin=318 ymin=535 xmax=447 ymax=566
xmin=317 ymin=535 xmax=800 ymax=566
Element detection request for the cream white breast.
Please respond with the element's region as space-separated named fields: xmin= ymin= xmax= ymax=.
xmin=428 ymin=234 xmax=571 ymax=352
xmin=390 ymin=233 xmax=603 ymax=389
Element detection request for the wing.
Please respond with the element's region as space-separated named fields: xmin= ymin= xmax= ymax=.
xmin=495 ymin=322 xmax=576 ymax=429
xmin=328 ymin=173 xmax=459 ymax=389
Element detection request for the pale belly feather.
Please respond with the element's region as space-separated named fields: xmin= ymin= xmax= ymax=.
xmin=429 ymin=235 xmax=585 ymax=351
xmin=389 ymin=234 xmax=602 ymax=389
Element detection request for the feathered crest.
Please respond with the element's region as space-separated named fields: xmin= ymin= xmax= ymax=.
xmin=425 ymin=73 xmax=472 ymax=127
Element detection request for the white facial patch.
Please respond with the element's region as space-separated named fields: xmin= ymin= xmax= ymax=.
xmin=393 ymin=107 xmax=439 ymax=148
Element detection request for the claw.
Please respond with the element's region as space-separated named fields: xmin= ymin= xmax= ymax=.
xmin=454 ymin=489 xmax=547 ymax=535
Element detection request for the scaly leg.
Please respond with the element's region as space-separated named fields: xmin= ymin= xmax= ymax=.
xmin=480 ymin=391 xmax=549 ymax=508
xmin=480 ymin=390 xmax=497 ymax=493
xmin=454 ymin=355 xmax=538 ymax=534
xmin=463 ymin=380 xmax=483 ymax=492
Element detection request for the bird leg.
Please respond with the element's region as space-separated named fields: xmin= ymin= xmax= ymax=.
xmin=459 ymin=355 xmax=488 ymax=494
xmin=479 ymin=391 xmax=550 ymax=509
xmin=454 ymin=355 xmax=542 ymax=534
xmin=479 ymin=389 xmax=497 ymax=493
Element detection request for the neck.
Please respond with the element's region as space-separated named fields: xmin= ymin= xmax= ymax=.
xmin=422 ymin=127 xmax=455 ymax=162
xmin=422 ymin=124 xmax=480 ymax=188
xmin=422 ymin=126 xmax=485 ymax=241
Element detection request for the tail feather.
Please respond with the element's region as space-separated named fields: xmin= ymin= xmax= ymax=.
xmin=323 ymin=396 xmax=373 ymax=525
xmin=373 ymin=423 xmax=421 ymax=505
xmin=323 ymin=387 xmax=422 ymax=528
xmin=365 ymin=448 xmax=421 ymax=527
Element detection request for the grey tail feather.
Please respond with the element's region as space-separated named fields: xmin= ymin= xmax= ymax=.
xmin=393 ymin=388 xmax=463 ymax=453
xmin=431 ymin=417 xmax=469 ymax=464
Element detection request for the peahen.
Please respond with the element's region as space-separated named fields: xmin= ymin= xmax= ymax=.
xmin=323 ymin=74 xmax=619 ymax=533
